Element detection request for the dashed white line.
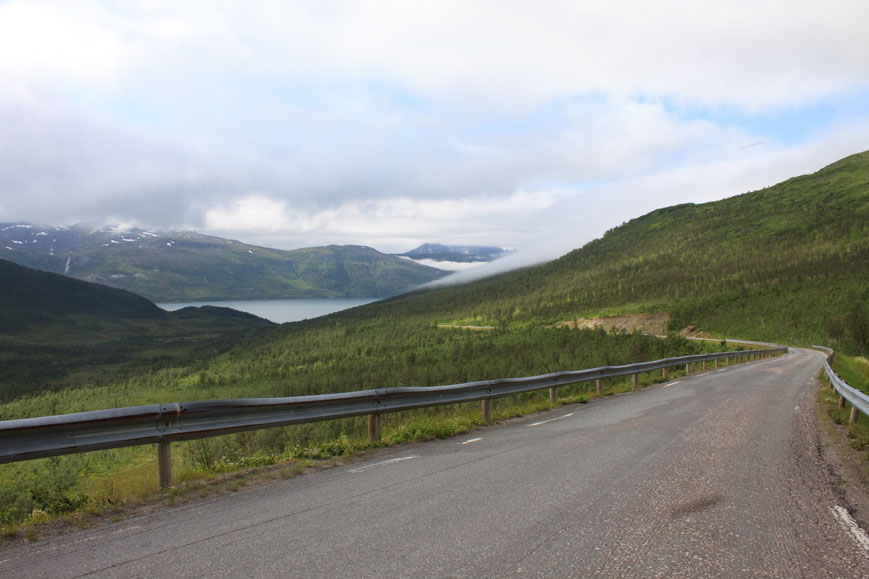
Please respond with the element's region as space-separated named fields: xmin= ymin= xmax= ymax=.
xmin=349 ymin=456 xmax=419 ymax=473
xmin=461 ymin=437 xmax=483 ymax=445
xmin=832 ymin=505 xmax=869 ymax=553
xmin=528 ymin=412 xmax=575 ymax=427
xmin=696 ymin=373 xmax=711 ymax=377
xmin=663 ymin=381 xmax=682 ymax=388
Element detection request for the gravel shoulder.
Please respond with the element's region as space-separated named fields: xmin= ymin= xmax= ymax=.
xmin=814 ymin=379 xmax=869 ymax=532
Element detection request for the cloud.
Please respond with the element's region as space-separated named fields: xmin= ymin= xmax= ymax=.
xmin=0 ymin=0 xmax=866 ymax=265
xmin=204 ymin=195 xmax=291 ymax=232
xmin=202 ymin=189 xmax=569 ymax=253
xmin=0 ymin=1 xmax=126 ymax=90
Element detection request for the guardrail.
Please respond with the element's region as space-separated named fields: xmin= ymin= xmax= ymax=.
xmin=813 ymin=345 xmax=869 ymax=425
xmin=0 ymin=346 xmax=786 ymax=488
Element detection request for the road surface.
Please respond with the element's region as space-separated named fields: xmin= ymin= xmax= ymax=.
xmin=2 ymin=348 xmax=867 ymax=577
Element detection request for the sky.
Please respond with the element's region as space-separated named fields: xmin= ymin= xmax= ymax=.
xmin=1 ymin=1 xmax=868 ymax=269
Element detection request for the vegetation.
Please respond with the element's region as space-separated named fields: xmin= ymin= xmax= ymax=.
xmin=0 ymin=327 xmax=726 ymax=534
xmin=819 ymin=353 xmax=869 ymax=458
xmin=0 ymin=259 xmax=274 ymax=402
xmin=0 ymin=225 xmax=445 ymax=301
xmin=832 ymin=352 xmax=869 ymax=396
xmin=367 ymin=151 xmax=869 ymax=350
xmin=1 ymin=150 xmax=868 ymax=536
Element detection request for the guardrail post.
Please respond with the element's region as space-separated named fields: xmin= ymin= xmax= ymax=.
xmin=685 ymin=363 xmax=690 ymax=375
xmin=850 ymin=406 xmax=859 ymax=425
xmin=632 ymin=373 xmax=638 ymax=389
xmin=662 ymin=366 xmax=668 ymax=380
xmin=702 ymin=360 xmax=707 ymax=371
xmin=482 ymin=399 xmax=492 ymax=424
xmin=368 ymin=414 xmax=381 ymax=442
xmin=158 ymin=441 xmax=172 ymax=489
xmin=715 ymin=358 xmax=719 ymax=368
xmin=549 ymin=387 xmax=557 ymax=405
xmin=596 ymin=379 xmax=602 ymax=395
xmin=839 ymin=395 xmax=846 ymax=409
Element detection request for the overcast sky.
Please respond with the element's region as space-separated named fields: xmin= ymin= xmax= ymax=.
xmin=1 ymin=1 xmax=867 ymax=263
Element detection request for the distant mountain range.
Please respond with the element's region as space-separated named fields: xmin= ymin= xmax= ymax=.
xmin=400 ymin=243 xmax=512 ymax=263
xmin=0 ymin=224 xmax=447 ymax=302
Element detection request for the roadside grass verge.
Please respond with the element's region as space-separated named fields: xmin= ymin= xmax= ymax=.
xmin=832 ymin=353 xmax=869 ymax=395
xmin=820 ymin=353 xmax=869 ymax=454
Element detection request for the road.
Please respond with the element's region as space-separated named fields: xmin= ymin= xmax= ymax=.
xmin=2 ymin=348 xmax=867 ymax=577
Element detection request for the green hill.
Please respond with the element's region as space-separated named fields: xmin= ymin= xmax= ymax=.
xmin=0 ymin=259 xmax=275 ymax=402
xmin=0 ymin=259 xmax=163 ymax=331
xmin=0 ymin=226 xmax=445 ymax=301
xmin=126 ymin=150 xmax=865 ymax=410
xmin=363 ymin=150 xmax=869 ymax=349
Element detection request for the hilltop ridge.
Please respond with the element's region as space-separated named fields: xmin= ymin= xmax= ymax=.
xmin=0 ymin=225 xmax=446 ymax=301
xmin=357 ymin=150 xmax=869 ymax=349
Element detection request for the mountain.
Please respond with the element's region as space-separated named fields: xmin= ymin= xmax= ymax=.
xmin=0 ymin=258 xmax=275 ymax=400
xmin=168 ymin=149 xmax=869 ymax=411
xmin=0 ymin=225 xmax=446 ymax=301
xmin=4 ymin=150 xmax=868 ymax=404
xmin=400 ymin=243 xmax=511 ymax=263
xmin=374 ymin=150 xmax=869 ymax=348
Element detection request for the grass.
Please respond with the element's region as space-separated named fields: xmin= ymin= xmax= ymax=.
xmin=833 ymin=353 xmax=869 ymax=395
xmin=821 ymin=355 xmax=869 ymax=453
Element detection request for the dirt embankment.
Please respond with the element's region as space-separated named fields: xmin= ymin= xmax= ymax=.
xmin=556 ymin=312 xmax=672 ymax=335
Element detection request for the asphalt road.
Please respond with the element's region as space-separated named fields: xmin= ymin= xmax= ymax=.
xmin=2 ymin=348 xmax=868 ymax=577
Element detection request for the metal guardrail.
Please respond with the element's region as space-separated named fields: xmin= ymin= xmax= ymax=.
xmin=0 ymin=346 xmax=786 ymax=486
xmin=813 ymin=345 xmax=869 ymax=423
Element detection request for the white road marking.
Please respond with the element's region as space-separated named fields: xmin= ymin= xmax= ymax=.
xmin=832 ymin=506 xmax=869 ymax=553
xmin=461 ymin=437 xmax=483 ymax=445
xmin=663 ymin=381 xmax=682 ymax=388
xmin=528 ymin=412 xmax=574 ymax=427
xmin=716 ymin=369 xmax=728 ymax=373
xmin=696 ymin=373 xmax=711 ymax=377
xmin=349 ymin=456 xmax=419 ymax=473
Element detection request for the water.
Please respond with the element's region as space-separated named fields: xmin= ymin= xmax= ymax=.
xmin=157 ymin=298 xmax=379 ymax=324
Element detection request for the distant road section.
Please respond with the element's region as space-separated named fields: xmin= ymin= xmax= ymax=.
xmin=2 ymin=349 xmax=867 ymax=577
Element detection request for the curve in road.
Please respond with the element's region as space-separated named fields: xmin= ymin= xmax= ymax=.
xmin=1 ymin=348 xmax=867 ymax=577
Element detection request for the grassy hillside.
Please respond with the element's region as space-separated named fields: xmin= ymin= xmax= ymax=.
xmin=0 ymin=260 xmax=275 ymax=402
xmin=0 ymin=226 xmax=445 ymax=301
xmin=361 ymin=150 xmax=869 ymax=349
